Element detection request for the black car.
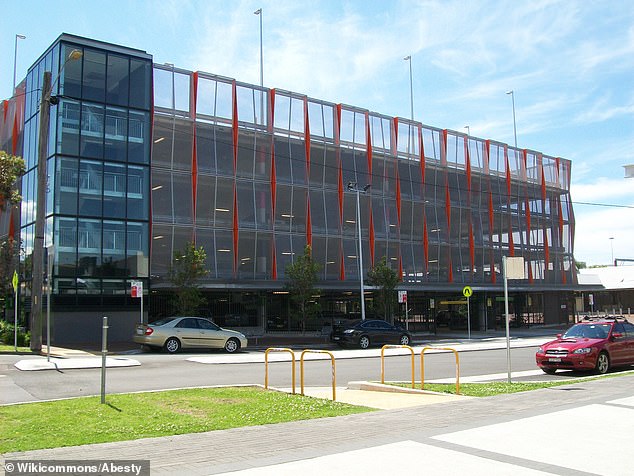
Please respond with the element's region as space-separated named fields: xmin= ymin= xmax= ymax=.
xmin=330 ymin=319 xmax=412 ymax=349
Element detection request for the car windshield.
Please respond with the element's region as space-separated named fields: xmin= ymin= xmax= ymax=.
xmin=563 ymin=324 xmax=610 ymax=339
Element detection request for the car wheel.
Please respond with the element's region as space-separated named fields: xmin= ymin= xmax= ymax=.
xmin=595 ymin=351 xmax=610 ymax=374
xmin=224 ymin=337 xmax=240 ymax=353
xmin=164 ymin=337 xmax=181 ymax=354
xmin=399 ymin=334 xmax=410 ymax=346
xmin=542 ymin=367 xmax=557 ymax=375
xmin=358 ymin=335 xmax=370 ymax=349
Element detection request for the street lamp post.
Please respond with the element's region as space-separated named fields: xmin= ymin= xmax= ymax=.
xmin=30 ymin=49 xmax=82 ymax=351
xmin=403 ymin=55 xmax=414 ymax=122
xmin=13 ymin=34 xmax=26 ymax=93
xmin=348 ymin=182 xmax=371 ymax=320
xmin=254 ymin=8 xmax=264 ymax=123
xmin=610 ymin=237 xmax=615 ymax=266
xmin=464 ymin=125 xmax=470 ymax=136
xmin=506 ymin=90 xmax=518 ymax=148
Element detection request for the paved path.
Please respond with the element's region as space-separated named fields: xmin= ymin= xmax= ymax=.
xmin=2 ymin=373 xmax=632 ymax=475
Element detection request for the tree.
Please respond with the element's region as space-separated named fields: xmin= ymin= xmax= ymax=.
xmin=366 ymin=256 xmax=400 ymax=323
xmin=0 ymin=151 xmax=25 ymax=301
xmin=168 ymin=242 xmax=209 ymax=315
xmin=0 ymin=151 xmax=25 ymax=212
xmin=285 ymin=245 xmax=321 ymax=333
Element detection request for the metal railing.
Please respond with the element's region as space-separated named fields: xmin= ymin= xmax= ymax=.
xmin=264 ymin=347 xmax=296 ymax=394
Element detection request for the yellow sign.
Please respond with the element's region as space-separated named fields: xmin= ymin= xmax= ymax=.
xmin=12 ymin=270 xmax=18 ymax=293
xmin=462 ymin=286 xmax=473 ymax=298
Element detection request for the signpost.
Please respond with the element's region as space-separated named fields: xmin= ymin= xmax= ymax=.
xmin=503 ymin=256 xmax=525 ymax=383
xmin=131 ymin=281 xmax=143 ymax=323
xmin=398 ymin=290 xmax=408 ymax=330
xmin=12 ymin=270 xmax=18 ymax=352
xmin=463 ymin=286 xmax=473 ymax=339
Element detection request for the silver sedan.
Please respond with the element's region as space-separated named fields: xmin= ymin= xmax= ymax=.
xmin=133 ymin=316 xmax=248 ymax=353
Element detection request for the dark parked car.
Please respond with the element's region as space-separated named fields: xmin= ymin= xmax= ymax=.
xmin=330 ymin=319 xmax=412 ymax=349
xmin=535 ymin=317 xmax=634 ymax=374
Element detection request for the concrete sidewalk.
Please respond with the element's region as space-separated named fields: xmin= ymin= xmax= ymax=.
xmin=3 ymin=373 xmax=632 ymax=475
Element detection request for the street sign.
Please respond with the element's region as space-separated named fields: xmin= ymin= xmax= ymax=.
xmin=12 ymin=270 xmax=18 ymax=293
xmin=398 ymin=290 xmax=407 ymax=303
xmin=131 ymin=281 xmax=143 ymax=298
xmin=462 ymin=286 xmax=473 ymax=298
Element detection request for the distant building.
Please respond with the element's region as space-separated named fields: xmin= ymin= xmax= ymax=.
xmin=1 ymin=34 xmax=580 ymax=344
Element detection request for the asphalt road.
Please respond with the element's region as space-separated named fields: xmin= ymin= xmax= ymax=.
xmin=0 ymin=343 xmax=581 ymax=404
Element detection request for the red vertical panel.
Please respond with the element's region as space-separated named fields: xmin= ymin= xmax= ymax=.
xmin=366 ymin=112 xmax=373 ymax=182
xmin=336 ymin=104 xmax=343 ymax=227
xmin=469 ymin=224 xmax=475 ymax=273
xmin=2 ymin=100 xmax=7 ymax=121
xmin=488 ymin=189 xmax=496 ymax=283
xmin=544 ymin=228 xmax=550 ymax=270
xmin=233 ymin=186 xmax=239 ymax=276
xmin=304 ymin=96 xmax=310 ymax=180
xmin=398 ymin=255 xmax=403 ymax=281
xmin=505 ymin=144 xmax=511 ymax=196
xmin=12 ymin=116 xmax=19 ymax=155
xmin=392 ymin=118 xmax=399 ymax=155
xmin=423 ymin=218 xmax=429 ymax=273
xmin=338 ymin=166 xmax=344 ymax=226
xmin=339 ymin=239 xmax=346 ymax=281
xmin=445 ymin=179 xmax=451 ymax=233
xmin=441 ymin=129 xmax=448 ymax=167
xmin=395 ymin=165 xmax=401 ymax=226
xmin=369 ymin=209 xmax=375 ymax=267
xmin=508 ymin=221 xmax=515 ymax=257
xmin=448 ymin=254 xmax=453 ymax=283
xmin=419 ymin=125 xmax=425 ymax=184
xmin=270 ymin=90 xmax=276 ymax=219
xmin=191 ymin=72 xmax=199 ymax=242
xmin=306 ymin=192 xmax=312 ymax=247
xmin=232 ymin=81 xmax=238 ymax=173
xmin=465 ymin=136 xmax=471 ymax=192
xmin=272 ymin=239 xmax=277 ymax=280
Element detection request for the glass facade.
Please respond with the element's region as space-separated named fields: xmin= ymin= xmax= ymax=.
xmin=151 ymin=66 xmax=576 ymax=290
xmin=20 ymin=35 xmax=152 ymax=310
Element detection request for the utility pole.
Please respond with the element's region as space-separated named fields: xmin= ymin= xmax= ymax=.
xmin=31 ymin=71 xmax=52 ymax=351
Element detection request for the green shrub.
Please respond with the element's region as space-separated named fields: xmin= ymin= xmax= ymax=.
xmin=0 ymin=320 xmax=30 ymax=346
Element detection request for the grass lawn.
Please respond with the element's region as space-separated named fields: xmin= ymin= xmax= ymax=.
xmin=391 ymin=370 xmax=634 ymax=397
xmin=0 ymin=386 xmax=372 ymax=454
xmin=0 ymin=344 xmax=32 ymax=353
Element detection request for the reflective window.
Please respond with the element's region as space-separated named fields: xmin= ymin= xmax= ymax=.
xmin=103 ymin=163 xmax=126 ymax=218
xmin=107 ymin=54 xmax=129 ymax=106
xmin=105 ymin=107 xmax=127 ymax=161
xmin=127 ymin=165 xmax=148 ymax=220
xmin=78 ymin=160 xmax=102 ymax=216
xmin=82 ymin=49 xmax=106 ymax=102
xmin=80 ymin=103 xmax=104 ymax=158
xmin=128 ymin=110 xmax=150 ymax=164
xmin=60 ymin=44 xmax=82 ymax=99
xmin=129 ymin=58 xmax=152 ymax=110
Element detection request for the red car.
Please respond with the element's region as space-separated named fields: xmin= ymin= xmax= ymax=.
xmin=536 ymin=317 xmax=634 ymax=374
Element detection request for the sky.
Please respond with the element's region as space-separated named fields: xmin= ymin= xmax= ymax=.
xmin=2 ymin=0 xmax=633 ymax=267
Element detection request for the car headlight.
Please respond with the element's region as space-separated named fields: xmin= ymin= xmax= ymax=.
xmin=537 ymin=347 xmax=543 ymax=353
xmin=343 ymin=329 xmax=355 ymax=334
xmin=573 ymin=347 xmax=592 ymax=354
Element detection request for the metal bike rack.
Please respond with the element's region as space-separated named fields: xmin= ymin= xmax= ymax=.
xmin=420 ymin=346 xmax=460 ymax=395
xmin=380 ymin=344 xmax=415 ymax=389
xmin=300 ymin=349 xmax=337 ymax=401
xmin=264 ymin=347 xmax=296 ymax=394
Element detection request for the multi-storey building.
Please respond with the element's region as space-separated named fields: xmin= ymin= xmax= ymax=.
xmin=1 ymin=34 xmax=577 ymax=344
